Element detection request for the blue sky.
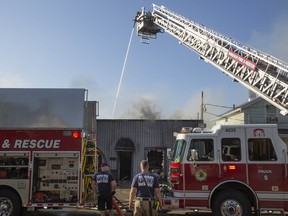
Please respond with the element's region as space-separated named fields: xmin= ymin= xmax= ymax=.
xmin=0 ymin=1 xmax=288 ymax=123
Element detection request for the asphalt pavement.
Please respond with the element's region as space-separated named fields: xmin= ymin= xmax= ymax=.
xmin=23 ymin=208 xmax=287 ymax=216
xmin=22 ymin=181 xmax=287 ymax=216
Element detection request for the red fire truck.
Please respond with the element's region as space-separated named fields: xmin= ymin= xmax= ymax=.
xmin=0 ymin=88 xmax=99 ymax=216
xmin=164 ymin=124 xmax=288 ymax=215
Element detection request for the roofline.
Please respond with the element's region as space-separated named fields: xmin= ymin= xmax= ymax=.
xmin=213 ymin=97 xmax=263 ymax=120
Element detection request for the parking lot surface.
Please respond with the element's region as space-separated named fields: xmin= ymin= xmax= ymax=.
xmin=23 ymin=208 xmax=287 ymax=216
xmin=23 ymin=182 xmax=287 ymax=216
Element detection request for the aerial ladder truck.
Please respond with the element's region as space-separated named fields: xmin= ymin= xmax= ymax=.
xmin=135 ymin=4 xmax=288 ymax=216
xmin=135 ymin=4 xmax=288 ymax=116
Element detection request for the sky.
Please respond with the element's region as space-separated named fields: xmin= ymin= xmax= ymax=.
xmin=0 ymin=1 xmax=288 ymax=124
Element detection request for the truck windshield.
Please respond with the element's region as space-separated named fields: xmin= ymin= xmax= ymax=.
xmin=171 ymin=139 xmax=186 ymax=163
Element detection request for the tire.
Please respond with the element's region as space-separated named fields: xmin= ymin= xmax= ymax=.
xmin=0 ymin=189 xmax=22 ymax=216
xmin=212 ymin=190 xmax=252 ymax=216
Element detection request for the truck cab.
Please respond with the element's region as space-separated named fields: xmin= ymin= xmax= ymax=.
xmin=166 ymin=124 xmax=288 ymax=216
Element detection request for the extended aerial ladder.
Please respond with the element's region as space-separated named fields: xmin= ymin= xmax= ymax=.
xmin=135 ymin=4 xmax=288 ymax=115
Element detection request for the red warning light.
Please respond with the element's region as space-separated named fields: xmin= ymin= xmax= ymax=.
xmin=72 ymin=131 xmax=82 ymax=139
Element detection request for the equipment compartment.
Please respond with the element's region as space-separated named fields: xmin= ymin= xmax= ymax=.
xmin=0 ymin=152 xmax=29 ymax=179
xmin=32 ymin=152 xmax=80 ymax=203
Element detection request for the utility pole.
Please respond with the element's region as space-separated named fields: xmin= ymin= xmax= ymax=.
xmin=200 ymin=91 xmax=204 ymax=120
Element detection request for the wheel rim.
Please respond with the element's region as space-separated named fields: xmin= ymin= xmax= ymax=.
xmin=220 ymin=199 xmax=242 ymax=216
xmin=0 ymin=197 xmax=13 ymax=215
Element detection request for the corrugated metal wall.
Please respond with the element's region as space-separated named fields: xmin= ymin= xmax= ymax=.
xmin=97 ymin=119 xmax=202 ymax=181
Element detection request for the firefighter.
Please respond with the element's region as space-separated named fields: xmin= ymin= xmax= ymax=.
xmin=92 ymin=162 xmax=117 ymax=216
xmin=128 ymin=160 xmax=163 ymax=216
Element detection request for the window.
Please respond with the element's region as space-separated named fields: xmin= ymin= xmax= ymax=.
xmin=266 ymin=105 xmax=278 ymax=123
xmin=248 ymin=138 xmax=277 ymax=161
xmin=221 ymin=138 xmax=241 ymax=161
xmin=187 ymin=139 xmax=214 ymax=161
xmin=171 ymin=139 xmax=186 ymax=163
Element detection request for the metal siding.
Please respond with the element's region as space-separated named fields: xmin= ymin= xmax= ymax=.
xmin=97 ymin=120 xmax=201 ymax=178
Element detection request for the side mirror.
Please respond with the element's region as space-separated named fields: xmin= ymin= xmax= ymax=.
xmin=190 ymin=149 xmax=198 ymax=161
xmin=167 ymin=148 xmax=172 ymax=160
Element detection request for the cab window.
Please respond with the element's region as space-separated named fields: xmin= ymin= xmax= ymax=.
xmin=248 ymin=138 xmax=277 ymax=161
xmin=187 ymin=139 xmax=214 ymax=161
xmin=171 ymin=139 xmax=186 ymax=163
xmin=221 ymin=138 xmax=241 ymax=161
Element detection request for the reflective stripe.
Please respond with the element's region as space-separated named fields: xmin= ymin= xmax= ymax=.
xmin=173 ymin=190 xmax=288 ymax=202
xmin=173 ymin=191 xmax=210 ymax=199
xmin=136 ymin=197 xmax=154 ymax=201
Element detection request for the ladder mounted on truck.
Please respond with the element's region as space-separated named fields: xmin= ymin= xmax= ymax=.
xmin=135 ymin=4 xmax=288 ymax=115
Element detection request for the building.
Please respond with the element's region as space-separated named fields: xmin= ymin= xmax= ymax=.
xmin=212 ymin=97 xmax=288 ymax=143
xmin=96 ymin=119 xmax=202 ymax=182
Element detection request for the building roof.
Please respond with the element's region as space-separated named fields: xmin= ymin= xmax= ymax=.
xmin=214 ymin=97 xmax=263 ymax=119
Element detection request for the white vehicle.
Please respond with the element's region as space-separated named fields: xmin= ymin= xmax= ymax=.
xmin=222 ymin=144 xmax=241 ymax=161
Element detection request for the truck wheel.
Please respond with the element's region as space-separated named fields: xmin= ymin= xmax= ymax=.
xmin=212 ymin=190 xmax=251 ymax=216
xmin=0 ymin=189 xmax=22 ymax=216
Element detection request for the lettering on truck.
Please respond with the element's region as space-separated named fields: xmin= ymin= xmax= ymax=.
xmin=1 ymin=139 xmax=61 ymax=149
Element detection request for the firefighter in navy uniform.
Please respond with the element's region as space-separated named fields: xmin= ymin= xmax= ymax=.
xmin=92 ymin=162 xmax=117 ymax=216
xmin=128 ymin=160 xmax=163 ymax=216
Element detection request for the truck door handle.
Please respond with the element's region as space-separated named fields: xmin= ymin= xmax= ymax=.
xmin=218 ymin=150 xmax=221 ymax=178
xmin=284 ymin=149 xmax=288 ymax=178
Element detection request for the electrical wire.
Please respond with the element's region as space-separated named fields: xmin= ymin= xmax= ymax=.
xmin=204 ymin=103 xmax=235 ymax=109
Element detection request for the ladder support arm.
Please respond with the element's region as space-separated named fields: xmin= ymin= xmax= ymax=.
xmin=135 ymin=5 xmax=288 ymax=115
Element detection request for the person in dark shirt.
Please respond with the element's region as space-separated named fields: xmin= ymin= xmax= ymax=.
xmin=129 ymin=160 xmax=163 ymax=216
xmin=92 ymin=162 xmax=117 ymax=216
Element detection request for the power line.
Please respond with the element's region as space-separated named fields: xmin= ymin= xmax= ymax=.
xmin=204 ymin=103 xmax=235 ymax=109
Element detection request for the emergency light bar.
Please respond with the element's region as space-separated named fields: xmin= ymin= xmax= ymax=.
xmin=180 ymin=127 xmax=193 ymax=134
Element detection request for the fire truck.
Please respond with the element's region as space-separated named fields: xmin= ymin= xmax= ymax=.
xmin=166 ymin=124 xmax=288 ymax=216
xmin=0 ymin=88 xmax=100 ymax=216
xmin=135 ymin=4 xmax=288 ymax=216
